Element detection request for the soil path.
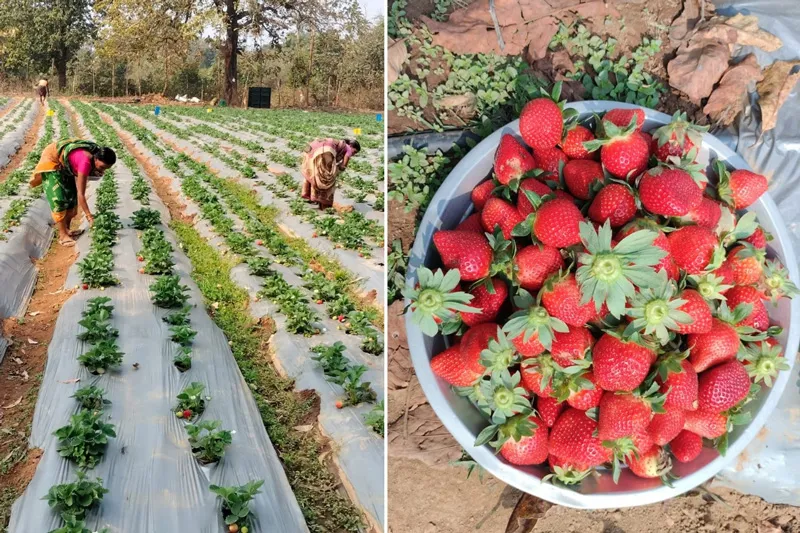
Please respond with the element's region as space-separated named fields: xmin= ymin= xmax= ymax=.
xmin=0 ymin=104 xmax=45 ymax=182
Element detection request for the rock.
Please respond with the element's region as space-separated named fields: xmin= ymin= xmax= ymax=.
xmin=703 ymin=54 xmax=763 ymax=125
xmin=667 ymin=38 xmax=730 ymax=104
xmin=757 ymin=60 xmax=800 ymax=134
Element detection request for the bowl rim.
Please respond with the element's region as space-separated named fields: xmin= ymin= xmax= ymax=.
xmin=404 ymin=101 xmax=800 ymax=509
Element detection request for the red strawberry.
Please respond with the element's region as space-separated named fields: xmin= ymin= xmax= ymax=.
xmin=481 ymin=198 xmax=524 ymax=239
xmin=460 ymin=323 xmax=499 ymax=375
xmin=549 ymin=408 xmax=613 ymax=467
xmin=650 ymin=112 xmax=706 ymax=162
xmin=667 ymin=225 xmax=720 ymax=274
xmin=541 ymin=274 xmax=601 ymax=327
xmin=472 ymin=180 xmax=496 ymax=210
xmin=550 ymin=326 xmax=594 ymax=367
xmin=597 ymin=392 xmax=654 ymax=440
xmin=455 ymin=213 xmax=484 ymax=233
xmin=718 ymin=167 xmax=768 ymax=209
xmin=713 ymin=261 xmax=735 ymax=289
xmin=725 ymin=285 xmax=769 ymax=331
xmin=430 ymin=344 xmax=480 ymax=386
xmin=536 ymin=395 xmax=565 ymax=427
xmin=566 ymin=372 xmax=603 ymax=411
xmin=670 ymin=430 xmax=703 ymax=462
xmin=600 ymin=131 xmax=649 ymax=179
xmin=335 ymin=400 xmax=344 ymax=409
xmin=588 ymin=183 xmax=636 ymax=228
xmin=137 ymin=255 xmax=144 ymax=262
xmin=517 ymin=177 xmax=553 ymax=216
xmin=658 ymin=359 xmax=698 ymax=411
xmin=534 ymin=147 xmax=568 ymax=173
xmin=743 ymin=227 xmax=767 ymax=250
xmin=688 ymin=318 xmax=740 ymax=372
xmin=494 ymin=134 xmax=537 ymax=185
xmin=639 ymin=167 xmax=702 ymax=216
xmin=460 ymin=279 xmax=508 ymax=326
xmin=697 ymin=360 xmax=751 ymax=412
xmin=627 ymin=446 xmax=672 ymax=479
xmin=499 ymin=416 xmax=549 ymax=465
xmin=560 ymin=125 xmax=596 ymax=160
xmin=676 ymin=289 xmax=712 ymax=334
xmin=592 ymin=334 xmax=655 ymax=392
xmin=631 ymin=427 xmax=655 ymax=456
xmin=521 ymin=354 xmax=556 ymax=393
xmin=618 ymin=219 xmax=679 ymax=280
xmin=682 ymin=196 xmax=723 ymax=229
xmin=723 ymin=245 xmax=764 ymax=286
xmin=514 ymin=244 xmax=564 ymax=291
xmin=519 ymin=98 xmax=563 ymax=151
xmin=433 ymin=231 xmax=493 ymax=281
xmin=639 ymin=131 xmax=653 ymax=153
xmin=684 ymin=409 xmax=727 ymax=438
xmin=647 ymin=409 xmax=686 ymax=446
xmin=563 ymin=160 xmax=603 ymax=200
xmin=183 ymin=409 xmax=192 ymax=419
xmin=533 ymin=198 xmax=583 ymax=248
xmin=603 ymin=108 xmax=645 ymax=131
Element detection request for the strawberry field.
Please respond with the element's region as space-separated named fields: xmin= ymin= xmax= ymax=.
xmin=0 ymin=98 xmax=384 ymax=533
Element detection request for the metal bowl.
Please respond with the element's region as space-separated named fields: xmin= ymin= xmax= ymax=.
xmin=404 ymin=101 xmax=800 ymax=508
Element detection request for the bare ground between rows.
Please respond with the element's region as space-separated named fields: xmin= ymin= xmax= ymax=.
xmin=0 ymin=105 xmax=45 ymax=183
xmin=102 ymin=111 xmax=372 ymax=531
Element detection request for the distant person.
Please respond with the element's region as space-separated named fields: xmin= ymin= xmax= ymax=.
xmin=30 ymin=139 xmax=117 ymax=246
xmin=300 ymin=138 xmax=360 ymax=210
xmin=37 ymin=78 xmax=49 ymax=105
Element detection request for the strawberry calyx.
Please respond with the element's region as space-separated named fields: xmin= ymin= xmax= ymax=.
xmin=455 ymin=378 xmax=492 ymax=416
xmin=721 ymin=211 xmax=758 ymax=246
xmin=714 ymin=160 xmax=736 ymax=208
xmin=652 ymin=111 xmax=708 ymax=150
xmin=583 ymin=114 xmax=639 ymax=153
xmin=521 ymin=353 xmax=558 ymax=393
xmin=687 ymin=272 xmax=733 ymax=301
xmin=479 ymin=327 xmax=521 ymax=374
xmin=744 ymin=341 xmax=789 ymax=387
xmin=503 ymin=289 xmax=568 ymax=350
xmin=714 ymin=301 xmax=771 ymax=355
xmin=760 ymin=258 xmax=800 ymax=304
xmin=633 ymin=380 xmax=668 ymax=414
xmin=475 ymin=408 xmax=537 ymax=450
xmin=576 ymin=220 xmax=666 ymax=318
xmin=479 ymin=369 xmax=532 ymax=424
xmin=542 ymin=464 xmax=593 ymax=486
xmin=551 ymin=358 xmax=595 ymax=402
xmin=623 ymin=270 xmax=691 ymax=345
xmin=660 ymin=149 xmax=708 ymax=188
xmin=654 ymin=349 xmax=690 ymax=382
xmin=404 ymin=267 xmax=479 ymax=336
xmin=487 ymin=227 xmax=518 ymax=281
xmin=601 ymin=435 xmax=639 ymax=484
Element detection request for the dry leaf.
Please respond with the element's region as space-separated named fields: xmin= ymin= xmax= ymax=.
xmin=293 ymin=424 xmax=314 ymax=433
xmin=388 ymin=39 xmax=408 ymax=85
xmin=704 ymin=54 xmax=763 ymax=125
xmin=527 ymin=17 xmax=559 ymax=61
xmin=27 ymin=338 xmax=38 ymax=345
xmin=59 ymin=378 xmax=80 ymax=384
xmin=757 ymin=60 xmax=800 ymax=133
xmin=28 ymin=311 xmax=41 ymax=316
xmin=12 ymin=357 xmax=22 ymax=364
xmin=2 ymin=397 xmax=22 ymax=409
xmin=705 ymin=13 xmax=783 ymax=53
xmin=668 ymin=38 xmax=731 ymax=104
xmin=669 ymin=0 xmax=702 ymax=44
xmin=21 ymin=370 xmax=29 ymax=382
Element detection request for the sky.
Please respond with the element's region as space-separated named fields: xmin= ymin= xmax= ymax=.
xmin=358 ymin=0 xmax=385 ymax=20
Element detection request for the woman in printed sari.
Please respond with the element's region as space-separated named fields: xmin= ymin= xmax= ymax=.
xmin=300 ymin=138 xmax=360 ymax=209
xmin=30 ymin=139 xmax=117 ymax=246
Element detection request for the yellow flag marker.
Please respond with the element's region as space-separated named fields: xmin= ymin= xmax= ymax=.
xmin=47 ymin=109 xmax=55 ymax=116
xmin=353 ymin=128 xmax=362 ymax=136
xmin=207 ymin=108 xmax=213 ymax=113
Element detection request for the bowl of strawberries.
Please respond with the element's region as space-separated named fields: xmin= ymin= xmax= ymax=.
xmin=404 ymin=93 xmax=800 ymax=508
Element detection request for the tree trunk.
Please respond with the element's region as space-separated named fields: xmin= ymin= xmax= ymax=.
xmin=111 ymin=65 xmax=115 ymax=98
xmin=162 ymin=54 xmax=169 ymax=95
xmin=137 ymin=59 xmax=142 ymax=95
xmin=55 ymin=55 xmax=68 ymax=90
xmin=305 ymin=30 xmax=315 ymax=107
xmin=222 ymin=0 xmax=241 ymax=106
xmin=92 ymin=69 xmax=96 ymax=95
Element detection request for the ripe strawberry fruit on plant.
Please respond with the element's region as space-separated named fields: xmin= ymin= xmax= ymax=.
xmin=408 ymin=96 xmax=794 ymax=486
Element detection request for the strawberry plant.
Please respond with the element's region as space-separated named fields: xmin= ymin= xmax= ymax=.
xmin=340 ymin=365 xmax=376 ymax=407
xmin=85 ymin=296 xmax=113 ymax=316
xmin=364 ymin=401 xmax=385 ymax=437
xmin=53 ymin=410 xmax=116 ymax=468
xmin=345 ymin=309 xmax=379 ymax=337
xmin=209 ymin=480 xmax=264 ymax=530
xmin=327 ymin=295 xmax=356 ymax=320
xmin=361 ymin=332 xmax=384 ymax=356
xmin=43 ymin=471 xmax=109 ymax=520
xmin=170 ymin=324 xmax=197 ymax=347
xmin=150 ymin=275 xmax=190 ymax=308
xmin=143 ymin=244 xmax=175 ymax=275
xmin=311 ymin=342 xmax=350 ymax=381
xmin=131 ymin=176 xmax=151 ymax=204
xmin=78 ymin=248 xmax=118 ymax=288
xmin=163 ymin=306 xmax=192 ymax=326
xmin=71 ymin=385 xmax=111 ymax=410
xmin=77 ymin=340 xmax=124 ymax=374
xmin=77 ymin=311 xmax=118 ymax=344
xmin=387 ymin=239 xmax=407 ymax=304
xmin=49 ymin=515 xmax=110 ymax=533
xmin=131 ymin=207 xmax=161 ymax=230
xmin=175 ymin=382 xmax=209 ymax=420
xmin=186 ymin=420 xmax=233 ymax=464
xmin=174 ymin=347 xmax=192 ymax=372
